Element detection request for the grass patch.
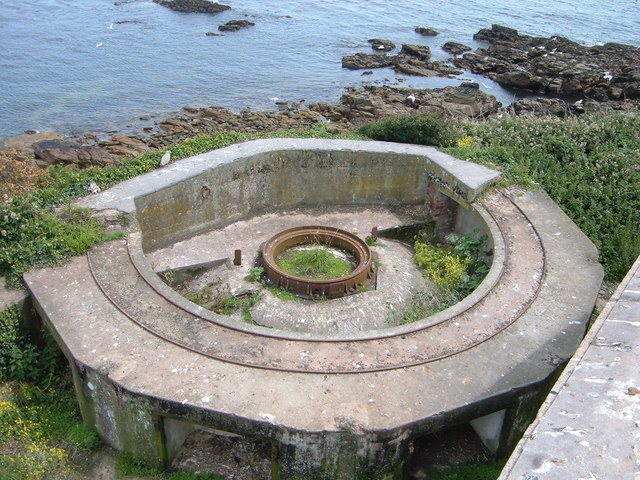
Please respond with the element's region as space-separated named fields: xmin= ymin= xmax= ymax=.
xmin=167 ymin=472 xmax=224 ymax=480
xmin=276 ymin=246 xmax=353 ymax=280
xmin=268 ymin=286 xmax=299 ymax=302
xmin=426 ymin=458 xmax=507 ymax=480
xmin=115 ymin=451 xmax=162 ymax=477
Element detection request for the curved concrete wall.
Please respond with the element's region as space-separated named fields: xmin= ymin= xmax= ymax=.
xmin=134 ymin=147 xmax=497 ymax=252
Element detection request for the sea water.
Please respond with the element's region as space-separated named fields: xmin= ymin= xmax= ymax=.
xmin=0 ymin=0 xmax=638 ymax=141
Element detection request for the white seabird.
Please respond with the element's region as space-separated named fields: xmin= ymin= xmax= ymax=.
xmin=160 ymin=150 xmax=171 ymax=166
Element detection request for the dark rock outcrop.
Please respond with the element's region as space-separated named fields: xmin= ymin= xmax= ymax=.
xmin=342 ymin=53 xmax=397 ymax=70
xmin=415 ymin=27 xmax=439 ymax=36
xmin=368 ymin=38 xmax=396 ymax=52
xmin=453 ymin=24 xmax=640 ymax=100
xmin=32 ymin=139 xmax=117 ymax=168
xmin=102 ymin=134 xmax=152 ymax=157
xmin=394 ymin=60 xmax=462 ymax=78
xmin=153 ymin=0 xmax=230 ymax=14
xmin=442 ymin=42 xmax=472 ymax=56
xmin=309 ymin=83 xmax=501 ymax=126
xmin=400 ymin=44 xmax=431 ymax=60
xmin=218 ymin=19 xmax=255 ymax=31
xmin=343 ymin=43 xmax=462 ymax=78
xmin=509 ymin=97 xmax=570 ymax=117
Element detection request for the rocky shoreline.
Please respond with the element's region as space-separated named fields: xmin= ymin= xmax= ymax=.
xmin=2 ymin=25 xmax=639 ymax=170
xmin=455 ymin=24 xmax=640 ymax=100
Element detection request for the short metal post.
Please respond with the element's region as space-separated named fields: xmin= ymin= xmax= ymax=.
xmin=234 ymin=249 xmax=242 ymax=266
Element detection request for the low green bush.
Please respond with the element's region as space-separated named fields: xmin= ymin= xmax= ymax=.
xmin=414 ymin=230 xmax=490 ymax=298
xmin=414 ymin=242 xmax=470 ymax=290
xmin=0 ymin=199 xmax=107 ymax=288
xmin=361 ymin=112 xmax=640 ymax=281
xmin=0 ymin=305 xmax=62 ymax=382
xmin=451 ymin=113 xmax=640 ymax=281
xmin=357 ymin=112 xmax=455 ymax=147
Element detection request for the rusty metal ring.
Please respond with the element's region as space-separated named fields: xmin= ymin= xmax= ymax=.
xmin=261 ymin=226 xmax=375 ymax=299
xmin=201 ymin=185 xmax=211 ymax=199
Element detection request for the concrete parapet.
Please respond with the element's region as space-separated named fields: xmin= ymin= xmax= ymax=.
xmin=499 ymin=255 xmax=640 ymax=480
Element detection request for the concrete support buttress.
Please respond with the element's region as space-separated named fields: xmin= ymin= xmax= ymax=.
xmin=75 ymin=366 xmax=167 ymax=466
xmin=498 ymin=384 xmax=553 ymax=457
xmin=275 ymin=429 xmax=410 ymax=480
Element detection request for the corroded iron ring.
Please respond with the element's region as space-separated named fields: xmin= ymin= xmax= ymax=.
xmin=261 ymin=226 xmax=375 ymax=298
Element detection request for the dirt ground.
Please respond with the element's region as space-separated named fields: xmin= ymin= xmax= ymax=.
xmin=68 ymin=422 xmax=490 ymax=480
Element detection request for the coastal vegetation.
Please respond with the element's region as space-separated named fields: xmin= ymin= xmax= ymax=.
xmin=1 ymin=110 xmax=639 ymax=479
xmin=358 ymin=112 xmax=640 ymax=282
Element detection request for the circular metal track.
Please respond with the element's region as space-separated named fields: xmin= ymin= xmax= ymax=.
xmin=87 ymin=191 xmax=545 ymax=374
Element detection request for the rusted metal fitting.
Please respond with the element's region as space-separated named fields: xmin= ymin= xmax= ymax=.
xmin=261 ymin=226 xmax=375 ymax=299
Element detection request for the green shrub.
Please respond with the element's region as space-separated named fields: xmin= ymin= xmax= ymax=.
xmin=0 ymin=305 xmax=63 ymax=382
xmin=357 ymin=113 xmax=456 ymax=147
xmin=450 ymin=230 xmax=492 ymax=295
xmin=414 ymin=242 xmax=470 ymax=290
xmin=449 ymin=113 xmax=640 ymax=281
xmin=115 ymin=451 xmax=161 ymax=477
xmin=0 ymin=199 xmax=106 ymax=287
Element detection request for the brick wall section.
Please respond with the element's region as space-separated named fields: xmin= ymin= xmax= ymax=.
xmin=427 ymin=179 xmax=458 ymax=237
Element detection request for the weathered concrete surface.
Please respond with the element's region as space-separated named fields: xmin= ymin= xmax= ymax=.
xmin=499 ymin=255 xmax=640 ymax=480
xmin=0 ymin=279 xmax=27 ymax=312
xmin=77 ymin=138 xmax=501 ymax=250
xmin=25 ymin=140 xmax=603 ymax=479
xmin=148 ymin=208 xmax=436 ymax=334
xmin=25 ymin=191 xmax=601 ymax=478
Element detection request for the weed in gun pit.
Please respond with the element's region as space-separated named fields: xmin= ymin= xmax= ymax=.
xmin=276 ymin=246 xmax=354 ymax=280
xmin=414 ymin=229 xmax=491 ymax=298
xmin=183 ymin=284 xmax=262 ymax=316
xmin=268 ymin=286 xmax=299 ymax=302
xmin=246 ymin=266 xmax=265 ymax=283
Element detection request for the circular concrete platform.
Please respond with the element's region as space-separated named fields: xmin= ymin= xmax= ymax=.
xmin=25 ymin=139 xmax=603 ymax=479
xmin=86 ymin=191 xmax=539 ymax=374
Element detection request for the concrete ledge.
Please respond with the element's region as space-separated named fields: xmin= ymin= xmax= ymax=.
xmin=499 ymin=254 xmax=640 ymax=480
xmin=77 ymin=139 xmax=501 ymax=250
